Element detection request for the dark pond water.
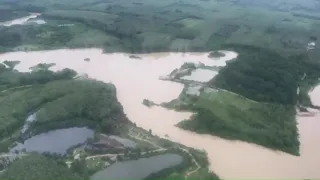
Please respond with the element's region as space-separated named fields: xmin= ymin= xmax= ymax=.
xmin=11 ymin=127 xmax=94 ymax=154
xmin=91 ymin=153 xmax=183 ymax=180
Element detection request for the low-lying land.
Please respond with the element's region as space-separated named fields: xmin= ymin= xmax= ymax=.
xmin=0 ymin=62 xmax=217 ymax=180
xmin=161 ymin=45 xmax=320 ymax=155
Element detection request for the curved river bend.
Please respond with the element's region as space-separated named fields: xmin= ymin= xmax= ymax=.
xmin=0 ymin=48 xmax=319 ymax=179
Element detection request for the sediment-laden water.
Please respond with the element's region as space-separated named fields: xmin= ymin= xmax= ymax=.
xmin=1 ymin=48 xmax=319 ymax=179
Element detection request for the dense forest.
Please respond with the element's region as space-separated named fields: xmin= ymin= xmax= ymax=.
xmin=0 ymin=154 xmax=84 ymax=180
xmin=210 ymin=45 xmax=320 ymax=105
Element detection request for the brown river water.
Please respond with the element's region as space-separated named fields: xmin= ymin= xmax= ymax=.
xmin=0 ymin=48 xmax=319 ymax=179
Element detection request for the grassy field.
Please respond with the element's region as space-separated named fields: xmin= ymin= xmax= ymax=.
xmin=177 ymin=88 xmax=299 ymax=155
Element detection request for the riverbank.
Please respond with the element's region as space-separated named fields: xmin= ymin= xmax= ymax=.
xmin=0 ymin=48 xmax=319 ymax=179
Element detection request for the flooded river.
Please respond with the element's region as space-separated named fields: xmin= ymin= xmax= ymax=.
xmin=0 ymin=48 xmax=319 ymax=179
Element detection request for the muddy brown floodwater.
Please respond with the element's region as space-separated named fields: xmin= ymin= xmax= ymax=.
xmin=0 ymin=48 xmax=319 ymax=179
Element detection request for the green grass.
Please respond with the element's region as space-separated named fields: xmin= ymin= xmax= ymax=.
xmin=178 ymin=88 xmax=299 ymax=155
